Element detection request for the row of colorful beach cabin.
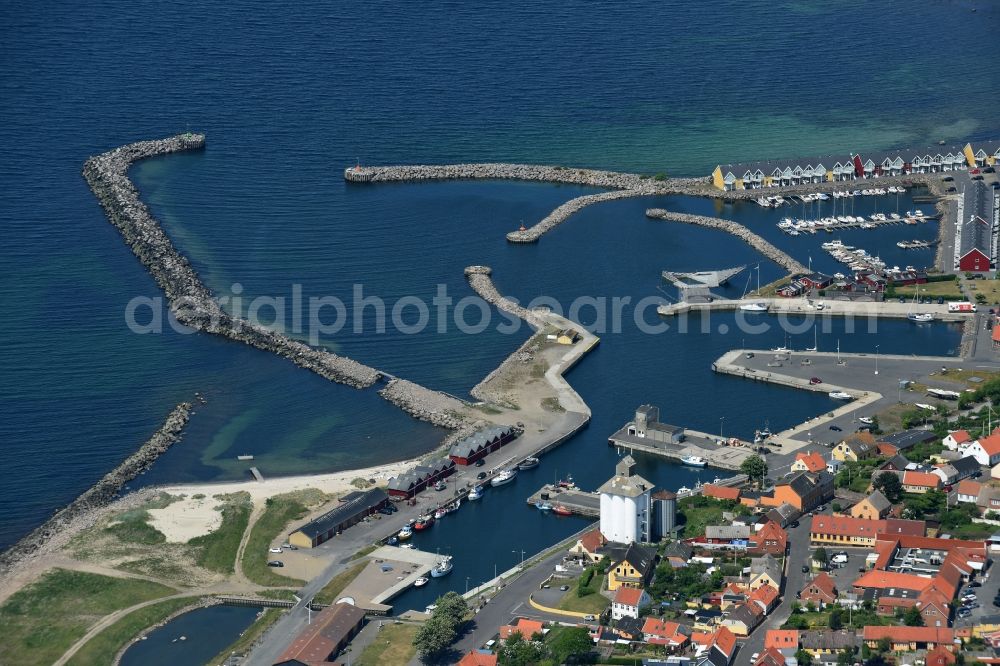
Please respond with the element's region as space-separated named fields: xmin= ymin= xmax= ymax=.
xmin=448 ymin=424 xmax=520 ymax=466
xmin=386 ymin=457 xmax=456 ymax=499
xmin=712 ymin=140 xmax=1000 ymax=190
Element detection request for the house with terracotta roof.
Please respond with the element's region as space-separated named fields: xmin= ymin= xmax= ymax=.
xmin=850 ymin=490 xmax=891 ymax=520
xmin=800 ymin=572 xmax=837 ymax=607
xmin=925 ymin=645 xmax=957 ymax=666
xmin=861 ymin=626 xmax=955 ymax=652
xmin=810 ymin=515 xmax=925 ymax=546
xmin=611 ymin=586 xmax=650 ymax=620
xmin=570 ymin=529 xmax=607 ymax=562
xmin=499 ymin=618 xmax=545 ymax=641
xmin=748 ymin=520 xmax=787 ymax=556
xmin=962 ymin=430 xmax=1000 ymax=466
xmin=918 ymin=586 xmax=952 ymax=628
xmin=754 ymin=647 xmax=787 ymax=666
xmin=944 ymin=430 xmax=974 ymax=451
xmin=748 ymin=583 xmax=779 ymax=613
xmin=792 ymin=450 xmax=827 ymax=474
xmin=641 ymin=617 xmax=691 ymax=649
xmin=900 ymin=470 xmax=943 ymax=493
xmin=761 ymin=471 xmax=834 ymax=512
xmin=457 ymin=651 xmax=499 ymax=666
xmin=764 ymin=629 xmax=800 ymax=651
xmin=957 ymin=479 xmax=983 ymax=504
xmin=703 ymin=484 xmax=741 ymax=501
xmin=832 ymin=432 xmax=877 ymax=462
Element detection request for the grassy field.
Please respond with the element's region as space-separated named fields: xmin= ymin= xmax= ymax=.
xmin=314 ymin=561 xmax=367 ymax=605
xmin=64 ymin=596 xmax=198 ymax=666
xmin=188 ymin=493 xmax=252 ymax=574
xmin=967 ymin=278 xmax=1000 ymax=304
xmin=355 ymin=621 xmax=419 ymax=666
xmin=557 ymin=573 xmax=609 ymax=615
xmin=241 ymin=492 xmax=327 ymax=587
xmin=893 ymin=281 xmax=963 ymax=300
xmin=0 ymin=568 xmax=176 ymax=665
xmin=677 ymin=496 xmax=747 ymax=539
xmin=206 ymin=607 xmax=285 ymax=665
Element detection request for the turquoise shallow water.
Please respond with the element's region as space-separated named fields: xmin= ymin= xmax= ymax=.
xmin=1 ymin=0 xmax=997 ymax=551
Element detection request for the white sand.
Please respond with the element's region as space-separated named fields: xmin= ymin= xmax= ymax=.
xmin=147 ymin=494 xmax=224 ymax=542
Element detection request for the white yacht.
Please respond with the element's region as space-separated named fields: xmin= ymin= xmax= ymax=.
xmin=739 ymin=302 xmax=769 ymax=312
xmin=681 ymin=456 xmax=707 ymax=467
xmin=490 ymin=468 xmax=518 ymax=487
xmin=828 ymin=391 xmax=853 ymax=401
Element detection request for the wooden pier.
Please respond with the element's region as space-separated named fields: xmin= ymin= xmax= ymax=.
xmin=249 ymin=467 xmax=264 ymax=482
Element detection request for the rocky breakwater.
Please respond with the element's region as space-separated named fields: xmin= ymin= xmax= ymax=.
xmin=378 ymin=378 xmax=468 ymax=430
xmin=645 ymin=208 xmax=808 ymax=275
xmin=82 ymin=134 xmax=380 ymax=389
xmin=0 ymin=401 xmax=193 ymax=574
xmin=464 ymin=266 xmax=545 ymax=328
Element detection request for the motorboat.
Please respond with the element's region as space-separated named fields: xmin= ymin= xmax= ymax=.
xmin=557 ymin=474 xmax=576 ymax=488
xmin=397 ymin=526 xmax=413 ymax=540
xmin=908 ymin=312 xmax=934 ymax=323
xmin=430 ymin=556 xmax=453 ymax=578
xmin=677 ymin=486 xmax=691 ymax=494
xmin=553 ymin=505 xmax=572 ymax=516
xmin=491 ymin=468 xmax=518 ymax=487
xmin=468 ymin=486 xmax=483 ymax=500
xmin=681 ymin=456 xmax=707 ymax=467
xmin=433 ymin=507 xmax=447 ymax=520
xmin=858 ymin=417 xmax=874 ymax=425
xmin=414 ymin=577 xmax=429 ymax=587
xmin=517 ymin=457 xmax=540 ymax=471
xmin=400 ymin=543 xmax=416 ymax=549
xmin=739 ymin=302 xmax=769 ymax=312
xmin=413 ymin=515 xmax=435 ymax=530
xmin=447 ymin=499 xmax=461 ymax=514
xmin=536 ymin=501 xmax=553 ymax=511
xmin=916 ymin=403 xmax=936 ymax=411
xmin=828 ymin=391 xmax=853 ymax=401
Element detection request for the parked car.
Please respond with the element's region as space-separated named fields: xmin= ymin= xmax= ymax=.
xmin=477 ymin=471 xmax=488 ymax=480
xmin=560 ymin=585 xmax=570 ymax=591
xmin=267 ymin=560 xmax=284 ymax=568
xmin=809 ymin=377 xmax=822 ymax=385
xmin=801 ymin=565 xmax=810 ymax=573
xmin=789 ymin=520 xmax=799 ymax=528
xmin=746 ymin=352 xmax=755 ymax=359
xmin=937 ymin=297 xmax=944 ymax=305
xmin=969 ymin=581 xmax=982 ymax=588
xmin=475 ymin=458 xmax=486 ymax=467
xmin=829 ymin=425 xmax=842 ymax=431
xmin=958 ymin=607 xmax=972 ymax=618
xmin=584 ymin=614 xmax=596 ymax=621
xmin=269 ymin=547 xmax=283 ymax=553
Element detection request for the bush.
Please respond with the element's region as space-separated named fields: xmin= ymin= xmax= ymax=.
xmin=654 ymin=172 xmax=667 ymax=181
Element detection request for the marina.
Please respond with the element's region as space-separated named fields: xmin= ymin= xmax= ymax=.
xmin=777 ymin=209 xmax=934 ymax=235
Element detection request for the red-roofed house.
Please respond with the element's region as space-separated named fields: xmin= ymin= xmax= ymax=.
xmin=611 ymin=586 xmax=650 ymax=620
xmin=765 ymin=629 xmax=800 ymax=651
xmin=925 ymin=645 xmax=957 ymax=666
xmin=957 ymin=479 xmax=983 ymax=504
xmin=641 ymin=618 xmax=690 ymax=649
xmin=710 ymin=626 xmax=737 ymax=661
xmin=800 ymin=572 xmax=837 ymax=607
xmin=944 ymin=430 xmax=973 ymax=450
xmin=749 ymin=520 xmax=788 ymax=556
xmin=703 ymin=484 xmax=741 ymax=501
xmin=962 ymin=430 xmax=1000 ymax=466
xmin=570 ymin=529 xmax=607 ymax=562
xmin=901 ymin=470 xmax=943 ymax=493
xmin=861 ymin=626 xmax=955 ymax=652
xmin=749 ymin=584 xmax=779 ymax=613
xmin=810 ymin=515 xmax=925 ymax=546
xmin=499 ymin=618 xmax=545 ymax=641
xmin=792 ymin=451 xmax=827 ymax=474
xmin=458 ymin=652 xmax=499 ymax=666
xmin=918 ymin=587 xmax=952 ymax=628
xmin=755 ymin=647 xmax=787 ymax=666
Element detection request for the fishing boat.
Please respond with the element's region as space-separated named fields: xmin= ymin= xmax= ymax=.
xmin=413 ymin=515 xmax=435 ymax=530
xmin=557 ymin=474 xmax=576 ymax=488
xmin=681 ymin=455 xmax=707 ymax=467
xmin=677 ymin=485 xmax=691 ymax=494
xmin=536 ymin=501 xmax=553 ymax=511
xmin=553 ymin=504 xmax=572 ymax=516
xmin=430 ymin=556 xmax=453 ymax=578
xmin=447 ymin=499 xmax=461 ymax=514
xmin=517 ymin=457 xmax=540 ymax=471
xmin=414 ymin=576 xmax=429 ymax=587
xmin=433 ymin=507 xmax=447 ymax=520
xmin=739 ymin=302 xmax=769 ymax=312
xmin=468 ymin=486 xmax=483 ymax=500
xmin=491 ymin=468 xmax=518 ymax=487
xmin=908 ymin=312 xmax=934 ymax=323
xmin=828 ymin=391 xmax=853 ymax=401
xmin=236 ymin=454 xmax=254 ymax=461
xmin=397 ymin=526 xmax=413 ymax=540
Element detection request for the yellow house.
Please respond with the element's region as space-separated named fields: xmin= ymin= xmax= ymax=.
xmin=748 ymin=555 xmax=782 ymax=593
xmin=964 ymin=143 xmax=978 ymax=168
xmin=850 ymin=490 xmax=891 ymax=520
xmin=607 ymin=543 xmax=655 ymax=592
xmin=832 ymin=433 xmax=876 ymax=462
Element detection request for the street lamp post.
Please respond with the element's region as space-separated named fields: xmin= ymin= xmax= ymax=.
xmin=720 ymin=417 xmax=725 ymax=439
xmin=512 ymin=549 xmax=526 ymax=568
xmin=466 ymin=576 xmax=470 ymax=594
xmin=874 ymin=345 xmax=880 ymax=375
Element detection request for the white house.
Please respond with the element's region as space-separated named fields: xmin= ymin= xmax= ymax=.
xmin=944 ymin=430 xmax=974 ymax=451
xmin=961 ymin=431 xmax=1000 ymax=466
xmin=599 ymin=455 xmax=653 ymax=543
xmin=957 ymin=479 xmax=983 ymax=504
xmin=826 ymin=459 xmax=843 ymax=475
xmin=611 ymin=586 xmax=651 ymax=620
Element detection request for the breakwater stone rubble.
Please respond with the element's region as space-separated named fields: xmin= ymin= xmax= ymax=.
xmin=645 ymin=208 xmax=808 ymax=275
xmin=0 ymin=401 xmax=193 ymax=575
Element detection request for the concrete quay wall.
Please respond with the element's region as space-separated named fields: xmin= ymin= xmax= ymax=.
xmin=0 ymin=401 xmax=193 ymax=575
xmin=645 ymin=209 xmax=808 ymax=274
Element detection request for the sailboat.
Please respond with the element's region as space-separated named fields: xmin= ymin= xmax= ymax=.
xmin=906 ymin=287 xmax=934 ymax=323
xmin=805 ymin=326 xmax=817 ymax=353
xmin=771 ymin=332 xmax=790 ymax=352
xmin=739 ymin=264 xmax=769 ymax=312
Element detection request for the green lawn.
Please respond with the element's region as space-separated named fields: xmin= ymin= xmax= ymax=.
xmin=677 ymin=496 xmax=748 ymax=538
xmin=241 ymin=495 xmax=311 ymax=587
xmin=0 ymin=568 xmax=176 ymax=665
xmin=64 ymin=596 xmax=199 ymax=666
xmin=205 ymin=607 xmax=286 ymax=665
xmin=188 ymin=493 xmax=252 ymax=574
xmin=557 ymin=573 xmax=609 ymax=615
xmin=355 ymin=621 xmax=419 ymax=666
xmin=314 ymin=561 xmax=367 ymax=605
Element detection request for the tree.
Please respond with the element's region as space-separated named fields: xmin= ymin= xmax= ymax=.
xmin=434 ymin=591 xmax=469 ymax=626
xmin=813 ymin=547 xmax=827 ymax=565
xmin=903 ymin=604 xmax=924 ymax=626
xmin=741 ymin=454 xmax=768 ymax=488
xmin=837 ymin=648 xmax=856 ymax=665
xmin=795 ymin=649 xmax=813 ymax=666
xmin=805 ymin=600 xmax=816 ymax=612
xmin=499 ymin=631 xmax=549 ymax=666
xmin=829 ymin=605 xmax=844 ymax=630
xmin=547 ymin=627 xmax=595 ymax=664
xmin=872 ymin=471 xmax=903 ymax=503
xmin=413 ymin=615 xmax=457 ymax=660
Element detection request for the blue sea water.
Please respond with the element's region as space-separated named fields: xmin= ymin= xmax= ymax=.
xmin=1 ymin=0 xmax=998 ymax=557
xmin=118 ymin=605 xmax=260 ymax=666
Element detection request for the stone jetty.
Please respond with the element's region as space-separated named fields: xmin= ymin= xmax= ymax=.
xmin=346 ymin=163 xmax=710 ymax=243
xmin=83 ymin=134 xmax=382 ymax=389
xmin=0 ymin=401 xmax=193 ymax=574
xmin=464 ymin=266 xmax=545 ymax=327
xmin=378 ymin=378 xmax=468 ymax=429
xmin=645 ymin=208 xmax=808 ymax=275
